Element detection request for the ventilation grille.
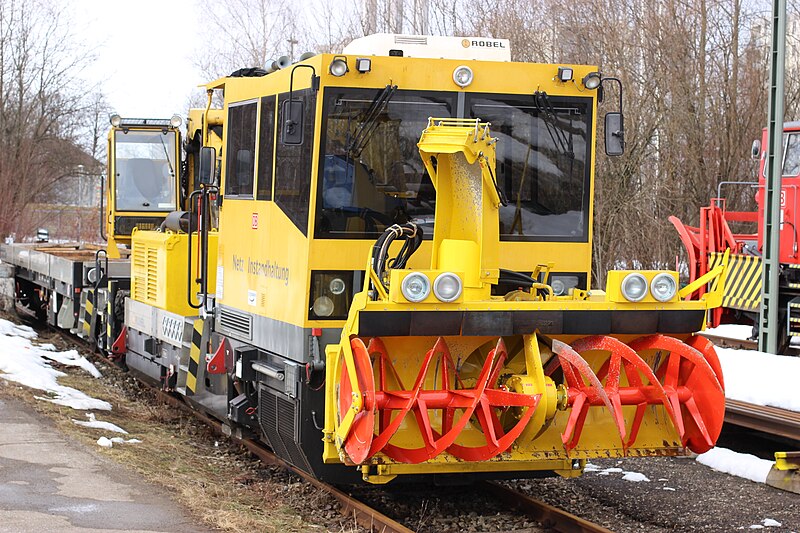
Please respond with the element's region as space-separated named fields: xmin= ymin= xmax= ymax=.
xmin=219 ymin=307 xmax=252 ymax=340
xmin=259 ymin=388 xmax=311 ymax=471
xmin=114 ymin=216 xmax=163 ymax=236
xmin=395 ymin=35 xmax=427 ymax=45
xmin=131 ymin=244 xmax=158 ymax=303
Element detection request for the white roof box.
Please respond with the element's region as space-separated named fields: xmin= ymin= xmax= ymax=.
xmin=342 ymin=34 xmax=511 ymax=62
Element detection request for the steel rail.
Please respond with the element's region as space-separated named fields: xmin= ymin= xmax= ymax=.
xmin=150 ymin=391 xmax=414 ymax=533
xmin=725 ymin=399 xmax=800 ymax=442
xmin=700 ymin=332 xmax=800 ymax=442
xmin=482 ymin=481 xmax=614 ymax=533
xmin=699 ymin=332 xmax=800 ymax=356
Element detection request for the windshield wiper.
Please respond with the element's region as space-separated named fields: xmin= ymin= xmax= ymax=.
xmin=346 ymin=84 xmax=398 ymax=159
xmin=158 ymin=133 xmax=175 ymax=177
xmin=533 ymin=91 xmax=573 ymax=159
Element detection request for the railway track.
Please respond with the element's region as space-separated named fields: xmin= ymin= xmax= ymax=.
xmin=38 ymin=320 xmax=615 ymax=533
xmin=699 ymin=331 xmax=800 ymax=355
xmin=482 ymin=481 xmax=613 ymax=533
xmin=701 ymin=332 xmax=800 ymax=443
xmin=156 ymin=387 xmax=615 ymax=533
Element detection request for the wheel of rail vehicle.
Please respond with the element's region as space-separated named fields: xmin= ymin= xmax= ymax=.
xmin=14 ymin=279 xmax=48 ymax=322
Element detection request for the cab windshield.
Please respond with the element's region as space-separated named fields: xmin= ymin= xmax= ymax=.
xmin=468 ymin=94 xmax=592 ymax=242
xmin=314 ymin=89 xmax=592 ymax=242
xmin=315 ymin=88 xmax=455 ymax=239
xmin=114 ymin=130 xmax=177 ymax=212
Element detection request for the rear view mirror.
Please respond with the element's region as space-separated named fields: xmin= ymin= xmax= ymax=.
xmin=282 ymin=99 xmax=304 ymax=145
xmin=751 ymin=139 xmax=761 ymax=160
xmin=605 ymin=112 xmax=625 ymax=156
xmin=198 ymin=146 xmax=216 ymax=185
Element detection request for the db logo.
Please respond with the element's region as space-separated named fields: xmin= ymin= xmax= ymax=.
xmin=251 ymin=213 xmax=258 ymax=229
xmin=461 ymin=39 xmax=471 ymax=48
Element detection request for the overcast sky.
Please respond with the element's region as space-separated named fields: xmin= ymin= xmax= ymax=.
xmin=75 ymin=0 xmax=202 ymax=118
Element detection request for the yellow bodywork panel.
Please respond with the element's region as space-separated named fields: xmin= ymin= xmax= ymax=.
xmin=130 ymin=229 xmax=218 ymax=316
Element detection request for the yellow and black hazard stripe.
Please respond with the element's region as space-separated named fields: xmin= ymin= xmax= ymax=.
xmin=80 ymin=289 xmax=95 ymax=338
xmin=709 ymin=252 xmax=761 ymax=311
xmin=185 ymin=318 xmax=205 ymax=396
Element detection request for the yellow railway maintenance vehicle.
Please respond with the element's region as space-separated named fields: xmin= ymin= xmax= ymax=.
xmin=124 ymin=34 xmax=729 ymax=484
xmin=0 ymin=115 xmax=188 ymax=354
xmin=12 ymin=34 xmax=729 ymax=485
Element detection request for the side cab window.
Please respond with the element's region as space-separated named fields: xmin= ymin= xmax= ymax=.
xmin=224 ymin=102 xmax=258 ymax=197
xmin=275 ymin=88 xmax=316 ymax=233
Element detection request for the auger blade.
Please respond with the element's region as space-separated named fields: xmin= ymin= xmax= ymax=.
xmin=628 ymin=334 xmax=725 ymax=454
xmin=346 ymin=337 xmax=542 ymax=464
xmin=338 ymin=338 xmax=376 ymax=464
xmin=551 ymin=339 xmax=622 ymax=451
xmin=572 ymin=335 xmax=679 ymax=451
xmin=550 ymin=334 xmax=721 ymax=454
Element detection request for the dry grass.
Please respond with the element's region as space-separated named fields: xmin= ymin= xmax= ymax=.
xmin=0 ymin=337 xmax=329 ymax=533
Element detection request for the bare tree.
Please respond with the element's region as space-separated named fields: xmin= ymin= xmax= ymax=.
xmin=0 ymin=0 xmax=100 ymax=239
xmin=193 ymin=0 xmax=300 ymax=80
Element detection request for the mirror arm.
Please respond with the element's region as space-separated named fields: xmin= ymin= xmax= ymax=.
xmin=285 ymin=64 xmax=318 ymax=137
xmin=600 ymin=76 xmax=623 ymax=114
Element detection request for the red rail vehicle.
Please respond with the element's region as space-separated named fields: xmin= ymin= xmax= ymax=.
xmin=671 ymin=122 xmax=800 ymax=353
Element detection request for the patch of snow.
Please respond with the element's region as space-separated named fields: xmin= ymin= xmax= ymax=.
xmin=663 ymin=487 xmax=676 ymax=491
xmin=0 ymin=320 xmax=37 ymax=339
xmin=714 ymin=346 xmax=800 ymax=412
xmin=110 ymin=437 xmax=141 ymax=444
xmin=44 ymin=350 xmax=102 ymax=379
xmin=696 ymin=447 xmax=773 ymax=484
xmin=98 ymin=436 xmax=141 ymax=448
xmin=72 ymin=413 xmax=128 ymax=434
xmin=657 ymin=478 xmax=669 ymax=482
xmin=585 ymin=464 xmax=650 ymax=483
xmin=622 ymin=472 xmax=650 ymax=482
xmin=762 ymin=519 xmax=782 ymax=528
xmin=0 ymin=318 xmax=110 ymax=411
xmin=750 ymin=525 xmax=764 ymax=529
xmin=704 ymin=324 xmax=753 ymax=341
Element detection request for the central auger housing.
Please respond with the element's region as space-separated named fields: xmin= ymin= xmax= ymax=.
xmin=324 ymin=119 xmax=727 ymax=484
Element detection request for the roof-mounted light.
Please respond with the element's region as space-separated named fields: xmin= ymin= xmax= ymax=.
xmin=109 ymin=117 xmax=179 ymax=128
xmin=355 ymin=57 xmax=372 ymax=73
xmin=557 ymin=66 xmax=574 ymax=82
xmin=582 ymin=71 xmax=602 ymax=90
xmin=329 ymin=56 xmax=349 ymax=77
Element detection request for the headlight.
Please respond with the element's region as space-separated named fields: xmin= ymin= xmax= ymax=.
xmin=650 ymin=273 xmax=677 ymax=302
xmin=309 ymin=271 xmax=352 ymax=320
xmin=329 ymin=277 xmax=346 ymax=295
xmin=550 ymin=275 xmax=581 ymax=296
xmin=170 ymin=114 xmax=183 ymax=128
xmin=551 ymin=278 xmax=566 ymax=296
xmin=109 ymin=113 xmax=121 ymax=127
xmin=621 ymin=273 xmax=648 ymax=302
xmin=433 ymin=272 xmax=462 ymax=302
xmin=452 ymin=65 xmax=474 ymax=87
xmin=313 ymin=296 xmax=334 ymax=317
xmin=401 ymin=272 xmax=431 ymax=303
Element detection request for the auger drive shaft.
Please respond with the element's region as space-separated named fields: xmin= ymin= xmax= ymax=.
xmin=323 ymin=119 xmax=727 ymax=483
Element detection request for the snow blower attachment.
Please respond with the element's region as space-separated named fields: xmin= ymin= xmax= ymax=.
xmin=323 ymin=119 xmax=728 ymax=484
